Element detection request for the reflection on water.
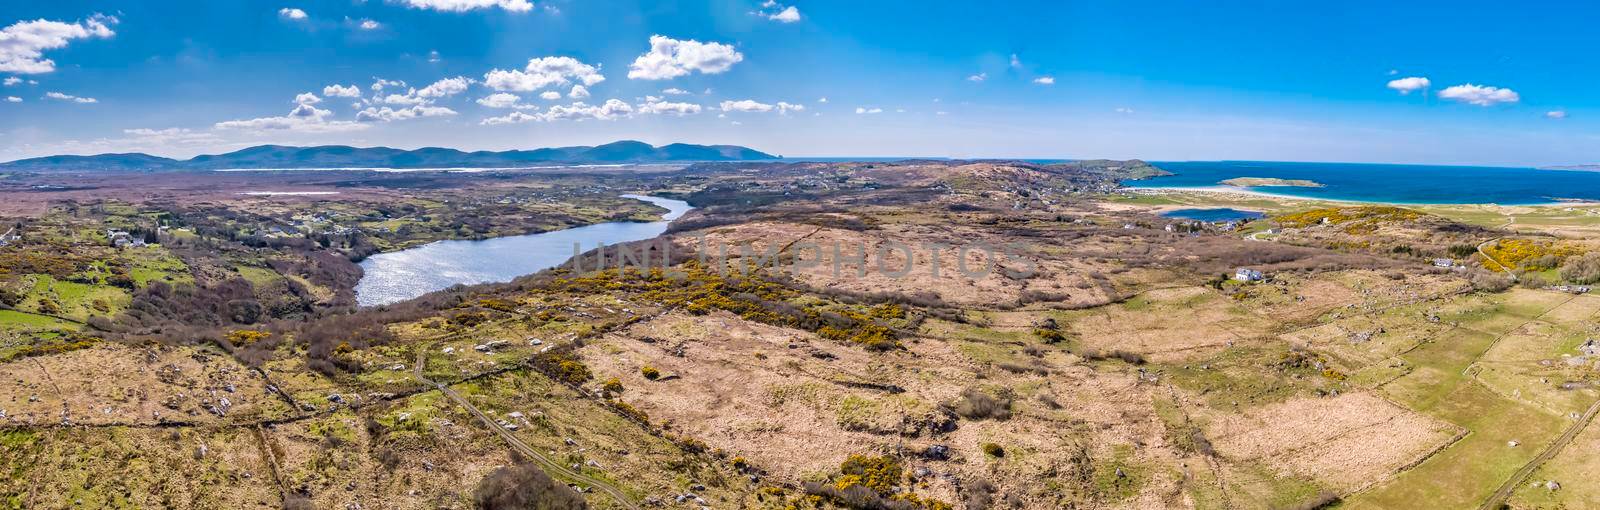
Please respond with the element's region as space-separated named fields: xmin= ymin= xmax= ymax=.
xmin=354 ymin=194 xmax=691 ymax=306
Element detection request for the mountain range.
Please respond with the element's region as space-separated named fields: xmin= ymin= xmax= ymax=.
xmin=0 ymin=141 xmax=778 ymax=172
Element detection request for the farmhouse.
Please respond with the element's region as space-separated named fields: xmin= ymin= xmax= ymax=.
xmin=1234 ymin=268 xmax=1264 ymax=282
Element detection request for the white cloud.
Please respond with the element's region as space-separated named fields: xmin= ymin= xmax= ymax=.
xmin=4 ymin=96 xmax=18 ymax=103
xmin=481 ymin=111 xmax=539 ymax=125
xmin=1386 ymin=76 xmax=1430 ymax=95
xmin=427 ymin=50 xmax=442 ymax=63
xmin=1438 ymin=83 xmax=1519 ymax=106
xmin=627 ymin=35 xmax=744 ymax=80
xmin=475 ymin=92 xmax=536 ymax=109
xmin=1547 ymin=110 xmax=1568 ymax=119
xmin=768 ymin=6 xmax=801 ymax=22
xmin=2 ymin=77 xmax=20 ymax=86
xmin=540 ymin=99 xmax=633 ymax=121
xmin=719 ymin=99 xmax=773 ymax=112
xmin=371 ymin=78 xmax=406 ymax=92
xmin=0 ymin=14 xmax=117 ymax=74
xmin=1115 ymin=107 xmax=1134 ymax=114
xmin=278 ymin=7 xmax=308 ymax=20
xmin=1388 ymin=69 xmax=1399 ymax=76
xmin=1010 ymin=54 xmax=1021 ymax=69
xmin=382 ymin=92 xmax=428 ymax=105
xmin=934 ymin=111 xmax=947 ymax=115
xmin=44 ymin=91 xmax=96 ymax=103
xmin=661 ymin=88 xmax=689 ymax=95
xmin=417 ymin=76 xmax=472 ymax=98
xmin=636 ymin=97 xmax=702 ymax=116
xmin=358 ymin=19 xmax=381 ymax=30
xmin=294 ymin=92 xmax=321 ymax=105
xmin=396 ymin=0 xmax=534 ymax=13
xmin=484 ymin=56 xmax=604 ymax=92
xmin=817 ymin=97 xmax=827 ymax=103
xmin=855 ymin=107 xmax=882 ymax=114
xmin=967 ymin=72 xmax=986 ymax=82
xmin=1033 ymin=76 xmax=1055 ymax=85
xmin=216 ymin=102 xmax=368 ymax=132
xmin=539 ymin=91 xmax=561 ymax=100
xmin=568 ymin=84 xmax=590 ymax=99
xmin=323 ymin=84 xmax=361 ymax=97
xmin=357 ymin=104 xmax=458 ymax=122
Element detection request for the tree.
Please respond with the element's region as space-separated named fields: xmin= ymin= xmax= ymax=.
xmin=473 ymin=463 xmax=588 ymax=510
xmin=1560 ymin=252 xmax=1600 ymax=284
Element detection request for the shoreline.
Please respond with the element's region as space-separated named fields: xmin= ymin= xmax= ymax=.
xmin=1123 ymin=185 xmax=1600 ymax=208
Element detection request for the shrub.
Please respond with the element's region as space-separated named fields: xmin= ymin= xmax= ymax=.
xmin=640 ymin=366 xmax=661 ymax=380
xmin=472 ymin=463 xmax=588 ymax=510
xmin=1560 ymin=252 xmax=1600 ymax=284
xmin=981 ymin=442 xmax=1004 ymax=457
xmin=949 ymin=387 xmax=1013 ymax=421
xmin=601 ymin=377 xmax=624 ymax=394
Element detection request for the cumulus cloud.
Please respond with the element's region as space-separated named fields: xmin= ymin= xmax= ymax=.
xmin=481 ymin=110 xmax=539 ymax=125
xmin=1547 ymin=110 xmax=1568 ymax=119
xmin=475 ymin=92 xmax=536 ymax=109
xmin=660 ymin=88 xmax=689 ymax=95
xmin=1033 ymin=76 xmax=1055 ymax=85
xmin=294 ymin=92 xmax=321 ymax=105
xmin=4 ymin=96 xmax=18 ymax=102
xmin=540 ymin=99 xmax=633 ymax=121
xmin=278 ymin=7 xmax=308 ymax=20
xmin=719 ymin=99 xmax=773 ymax=112
xmin=817 ymin=97 xmax=827 ymax=103
xmin=627 ymin=35 xmax=744 ymax=80
xmin=323 ymin=84 xmax=361 ymax=97
xmin=855 ymin=107 xmax=882 ymax=114
xmin=0 ymin=14 xmax=117 ymax=74
xmin=396 ymin=0 xmax=534 ymax=13
xmin=216 ymin=102 xmax=368 ymax=132
xmin=636 ymin=96 xmax=702 ymax=116
xmin=967 ymin=72 xmax=986 ymax=82
xmin=566 ymin=84 xmax=589 ymax=99
xmin=1386 ymin=76 xmax=1430 ymax=95
xmin=357 ymin=104 xmax=458 ymax=122
xmin=417 ymin=76 xmax=472 ymax=98
xmin=44 ymin=91 xmax=96 ymax=103
xmin=1438 ymin=83 xmax=1519 ymax=106
xmin=371 ymin=78 xmax=406 ymax=92
xmin=358 ymin=19 xmax=381 ymax=30
xmin=1010 ymin=54 xmax=1021 ymax=69
xmin=768 ymin=6 xmax=801 ymax=22
xmin=3 ymin=77 xmax=20 ymax=86
xmin=381 ymin=92 xmax=428 ymax=105
xmin=484 ymin=56 xmax=604 ymax=92
xmin=539 ymin=90 xmax=560 ymax=100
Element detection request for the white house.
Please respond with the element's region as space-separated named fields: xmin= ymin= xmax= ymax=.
xmin=1234 ymin=268 xmax=1264 ymax=282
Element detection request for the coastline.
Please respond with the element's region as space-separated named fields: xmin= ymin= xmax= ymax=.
xmin=1123 ymin=185 xmax=1600 ymax=207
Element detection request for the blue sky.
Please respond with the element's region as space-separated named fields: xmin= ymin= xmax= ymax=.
xmin=1 ymin=0 xmax=1595 ymax=166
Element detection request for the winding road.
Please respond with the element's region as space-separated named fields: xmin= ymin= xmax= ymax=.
xmin=412 ymin=345 xmax=639 ymax=510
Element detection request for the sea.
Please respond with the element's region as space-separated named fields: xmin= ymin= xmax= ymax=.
xmin=1125 ymin=161 xmax=1600 ymax=205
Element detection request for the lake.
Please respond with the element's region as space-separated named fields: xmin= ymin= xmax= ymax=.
xmin=354 ymin=194 xmax=692 ymax=307
xmin=1126 ymin=161 xmax=1600 ymax=205
xmin=1160 ymin=208 xmax=1266 ymax=221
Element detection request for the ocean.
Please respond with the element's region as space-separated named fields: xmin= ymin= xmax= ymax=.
xmin=1126 ymin=161 xmax=1600 ymax=205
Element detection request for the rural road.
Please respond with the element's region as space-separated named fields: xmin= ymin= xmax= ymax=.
xmin=1477 ymin=237 xmax=1512 ymax=274
xmin=1477 ymin=396 xmax=1600 ymax=510
xmin=412 ymin=345 xmax=640 ymax=510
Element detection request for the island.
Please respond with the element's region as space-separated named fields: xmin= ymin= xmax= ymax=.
xmin=1220 ymin=176 xmax=1326 ymax=187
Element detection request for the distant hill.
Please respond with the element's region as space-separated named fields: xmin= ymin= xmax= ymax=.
xmin=0 ymin=140 xmax=779 ymax=172
xmin=1541 ymin=164 xmax=1600 ymax=172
